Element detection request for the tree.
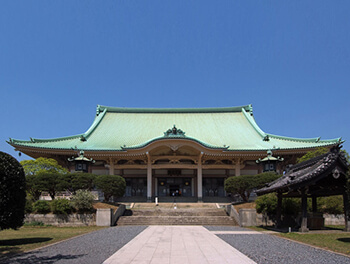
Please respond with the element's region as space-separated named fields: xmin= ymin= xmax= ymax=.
xmin=36 ymin=171 xmax=64 ymax=200
xmin=296 ymin=147 xmax=328 ymax=163
xmin=20 ymin=157 xmax=67 ymax=176
xmin=0 ymin=151 xmax=26 ymax=230
xmin=26 ymin=174 xmax=43 ymax=201
xmin=94 ymin=175 xmax=126 ymax=202
xmin=71 ymin=173 xmax=96 ymax=192
xmin=225 ymin=172 xmax=280 ymax=202
xmin=21 ymin=158 xmax=68 ymax=200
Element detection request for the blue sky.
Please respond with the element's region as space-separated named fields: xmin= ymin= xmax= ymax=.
xmin=1 ymin=1 xmax=349 ymax=161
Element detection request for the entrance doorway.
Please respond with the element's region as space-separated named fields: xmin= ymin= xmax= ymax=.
xmin=125 ymin=178 xmax=147 ymax=197
xmin=158 ymin=177 xmax=192 ymax=197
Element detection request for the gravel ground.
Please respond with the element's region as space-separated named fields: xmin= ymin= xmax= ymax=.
xmin=1 ymin=226 xmax=147 ymax=264
xmin=205 ymin=226 xmax=350 ymax=264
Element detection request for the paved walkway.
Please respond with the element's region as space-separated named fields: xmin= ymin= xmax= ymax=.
xmin=3 ymin=226 xmax=350 ymax=264
xmin=103 ymin=226 xmax=256 ymax=264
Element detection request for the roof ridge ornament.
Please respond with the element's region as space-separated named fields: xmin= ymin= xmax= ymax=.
xmin=164 ymin=125 xmax=186 ymax=137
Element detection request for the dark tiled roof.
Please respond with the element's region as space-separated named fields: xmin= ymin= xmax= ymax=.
xmin=256 ymin=146 xmax=349 ymax=196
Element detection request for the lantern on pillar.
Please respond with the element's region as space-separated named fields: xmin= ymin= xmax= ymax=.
xmin=256 ymin=150 xmax=283 ymax=172
xmin=68 ymin=150 xmax=95 ymax=172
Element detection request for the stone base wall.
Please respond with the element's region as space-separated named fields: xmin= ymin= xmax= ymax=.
xmin=256 ymin=213 xmax=275 ymax=226
xmin=239 ymin=209 xmax=257 ymax=227
xmin=25 ymin=213 xmax=96 ymax=226
xmin=324 ymin=214 xmax=345 ymax=225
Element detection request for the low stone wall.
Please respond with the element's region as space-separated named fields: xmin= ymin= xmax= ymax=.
xmin=256 ymin=213 xmax=275 ymax=226
xmin=96 ymin=205 xmax=126 ymax=226
xmin=239 ymin=209 xmax=257 ymax=227
xmin=25 ymin=213 xmax=96 ymax=226
xmin=324 ymin=214 xmax=345 ymax=225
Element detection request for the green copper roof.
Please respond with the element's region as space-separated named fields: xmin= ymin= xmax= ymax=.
xmin=8 ymin=105 xmax=342 ymax=152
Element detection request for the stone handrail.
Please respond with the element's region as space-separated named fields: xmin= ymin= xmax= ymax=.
xmin=226 ymin=204 xmax=241 ymax=226
xmin=112 ymin=204 xmax=126 ymax=225
xmin=97 ymin=204 xmax=126 ymax=226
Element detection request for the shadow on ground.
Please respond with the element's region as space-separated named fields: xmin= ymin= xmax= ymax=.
xmin=337 ymin=238 xmax=350 ymax=243
xmin=0 ymin=237 xmax=53 ymax=260
xmin=0 ymin=253 xmax=86 ymax=264
xmin=0 ymin=238 xmax=52 ymax=246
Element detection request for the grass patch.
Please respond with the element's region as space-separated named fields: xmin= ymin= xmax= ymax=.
xmin=248 ymin=225 xmax=350 ymax=255
xmin=233 ymin=202 xmax=256 ymax=211
xmin=279 ymin=232 xmax=350 ymax=255
xmin=0 ymin=226 xmax=106 ymax=259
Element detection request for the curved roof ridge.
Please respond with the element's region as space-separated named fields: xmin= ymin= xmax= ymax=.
xmin=83 ymin=108 xmax=107 ymax=139
xmin=121 ymin=135 xmax=229 ymax=150
xmin=266 ymin=133 xmax=343 ymax=144
xmin=241 ymin=108 xmax=266 ymax=138
xmin=9 ymin=134 xmax=83 ymax=144
xmin=96 ymin=104 xmax=253 ymax=114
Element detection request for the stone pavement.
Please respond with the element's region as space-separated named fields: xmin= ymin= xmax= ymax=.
xmin=103 ymin=226 xmax=256 ymax=264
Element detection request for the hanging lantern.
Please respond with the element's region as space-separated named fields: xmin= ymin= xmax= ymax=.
xmin=68 ymin=150 xmax=95 ymax=173
xmin=256 ymin=150 xmax=284 ymax=172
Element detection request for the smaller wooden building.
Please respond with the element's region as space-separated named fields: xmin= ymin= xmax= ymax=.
xmin=257 ymin=146 xmax=349 ymax=232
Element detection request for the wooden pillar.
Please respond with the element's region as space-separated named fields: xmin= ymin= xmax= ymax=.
xmin=146 ymin=152 xmax=152 ymax=202
xmin=276 ymin=192 xmax=282 ymax=228
xmin=299 ymin=188 xmax=309 ymax=232
xmin=343 ymin=192 xmax=350 ymax=232
xmin=197 ymin=152 xmax=203 ymax=202
xmin=235 ymin=158 xmax=241 ymax=176
xmin=312 ymin=196 xmax=317 ymax=213
xmin=109 ymin=158 xmax=114 ymax=175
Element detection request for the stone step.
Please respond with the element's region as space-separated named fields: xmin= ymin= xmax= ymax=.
xmin=117 ymin=216 xmax=238 ymax=226
xmin=128 ymin=209 xmax=228 ymax=217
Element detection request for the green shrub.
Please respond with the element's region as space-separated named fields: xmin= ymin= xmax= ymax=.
xmin=225 ymin=172 xmax=280 ymax=202
xmin=33 ymin=200 xmax=51 ymax=214
xmin=256 ymin=193 xmax=277 ymax=215
xmin=0 ymin=151 xmax=26 ymax=230
xmin=25 ymin=199 xmax=33 ymax=214
xmin=71 ymin=190 xmax=95 ymax=212
xmin=318 ymin=196 xmax=344 ymax=215
xmin=296 ymin=147 xmax=328 ymax=163
xmin=24 ymin=221 xmax=45 ymax=226
xmin=256 ymin=194 xmax=301 ymax=216
xmin=95 ymin=175 xmax=126 ymax=202
xmin=51 ymin=198 xmax=73 ymax=215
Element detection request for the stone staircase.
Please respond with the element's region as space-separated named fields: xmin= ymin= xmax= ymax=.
xmin=116 ymin=208 xmax=238 ymax=226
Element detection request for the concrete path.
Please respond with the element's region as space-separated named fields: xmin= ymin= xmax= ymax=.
xmin=103 ymin=226 xmax=256 ymax=264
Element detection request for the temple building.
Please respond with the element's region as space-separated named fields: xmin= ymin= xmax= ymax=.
xmin=8 ymin=105 xmax=342 ymax=202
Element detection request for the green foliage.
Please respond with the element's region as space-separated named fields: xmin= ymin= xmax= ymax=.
xmin=256 ymin=193 xmax=277 ymax=215
xmin=225 ymin=172 xmax=280 ymax=202
xmin=24 ymin=221 xmax=45 ymax=226
xmin=0 ymin=151 xmax=26 ymax=230
xmin=255 ymin=172 xmax=280 ymax=189
xmin=33 ymin=200 xmax=51 ymax=214
xmin=35 ymin=171 xmax=64 ymax=200
xmin=25 ymin=199 xmax=33 ymax=214
xmin=51 ymin=199 xmax=73 ymax=215
xmin=70 ymin=173 xmax=96 ymax=192
xmin=318 ymin=196 xmax=344 ymax=215
xmin=283 ymin=198 xmax=302 ymax=215
xmin=21 ymin=157 xmax=68 ymax=201
xmin=94 ymin=175 xmax=126 ymax=202
xmin=26 ymin=174 xmax=43 ymax=201
xmin=256 ymin=193 xmax=301 ymax=216
xmin=297 ymin=147 xmax=328 ymax=163
xmin=20 ymin=157 xmax=68 ymax=176
xmin=71 ymin=190 xmax=95 ymax=212
xmin=54 ymin=173 xmax=96 ymax=195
